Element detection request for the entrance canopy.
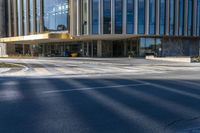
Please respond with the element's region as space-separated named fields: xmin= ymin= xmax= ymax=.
xmin=0 ymin=32 xmax=74 ymax=44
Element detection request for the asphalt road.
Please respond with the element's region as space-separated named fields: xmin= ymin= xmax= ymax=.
xmin=0 ymin=58 xmax=200 ymax=133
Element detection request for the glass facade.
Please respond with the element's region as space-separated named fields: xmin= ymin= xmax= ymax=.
xmin=179 ymin=0 xmax=183 ymax=36
xmin=169 ymin=0 xmax=174 ymax=35
xmin=8 ymin=0 xmax=200 ymax=37
xmin=126 ymin=0 xmax=134 ymax=34
xmin=115 ymin=0 xmax=123 ymax=34
xmin=149 ymin=0 xmax=155 ymax=34
xmin=138 ymin=0 xmax=145 ymax=34
xmin=92 ymin=0 xmax=99 ymax=34
xmin=103 ymin=0 xmax=111 ymax=34
xmin=43 ymin=0 xmax=68 ymax=32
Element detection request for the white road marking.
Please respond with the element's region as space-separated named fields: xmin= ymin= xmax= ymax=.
xmin=42 ymin=83 xmax=150 ymax=94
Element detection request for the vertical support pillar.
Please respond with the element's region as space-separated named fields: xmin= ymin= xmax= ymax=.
xmin=134 ymin=0 xmax=138 ymax=34
xmin=155 ymin=0 xmax=160 ymax=35
xmin=87 ymin=0 xmax=91 ymax=35
xmin=77 ymin=0 xmax=81 ymax=35
xmin=111 ymin=0 xmax=115 ymax=34
xmin=26 ymin=0 xmax=30 ymax=35
xmin=124 ymin=41 xmax=127 ymax=56
xmin=174 ymin=0 xmax=179 ymax=36
xmin=183 ymin=0 xmax=188 ymax=36
xmin=145 ymin=0 xmax=149 ymax=35
xmin=8 ymin=0 xmax=12 ymax=37
xmin=23 ymin=44 xmax=25 ymax=55
xmin=32 ymin=0 xmax=36 ymax=34
xmin=193 ymin=0 xmax=197 ymax=36
xmin=165 ymin=0 xmax=169 ymax=35
xmin=40 ymin=0 xmax=44 ymax=33
xmin=123 ymin=0 xmax=127 ymax=34
xmin=19 ymin=0 xmax=24 ymax=35
xmin=99 ymin=0 xmax=103 ymax=34
xmin=97 ymin=40 xmax=102 ymax=57
xmin=13 ymin=0 xmax=18 ymax=36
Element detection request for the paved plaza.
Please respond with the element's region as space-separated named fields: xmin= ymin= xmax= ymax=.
xmin=0 ymin=58 xmax=200 ymax=133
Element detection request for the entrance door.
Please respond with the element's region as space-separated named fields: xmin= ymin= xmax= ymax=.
xmin=113 ymin=41 xmax=124 ymax=57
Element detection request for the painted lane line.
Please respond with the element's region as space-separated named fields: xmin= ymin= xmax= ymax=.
xmin=42 ymin=83 xmax=150 ymax=94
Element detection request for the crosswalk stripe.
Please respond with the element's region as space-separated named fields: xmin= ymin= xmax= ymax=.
xmin=34 ymin=68 xmax=51 ymax=75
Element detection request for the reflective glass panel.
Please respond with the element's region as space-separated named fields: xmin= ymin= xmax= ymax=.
xmin=149 ymin=0 xmax=155 ymax=34
xmin=103 ymin=0 xmax=111 ymax=34
xmin=138 ymin=0 xmax=145 ymax=34
xmin=115 ymin=0 xmax=123 ymax=34
xmin=43 ymin=0 xmax=68 ymax=31
xmin=126 ymin=0 xmax=134 ymax=34
xmin=92 ymin=0 xmax=99 ymax=34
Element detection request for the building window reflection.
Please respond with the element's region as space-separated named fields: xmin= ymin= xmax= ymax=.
xmin=138 ymin=0 xmax=145 ymax=34
xmin=160 ymin=0 xmax=165 ymax=35
xmin=149 ymin=0 xmax=155 ymax=34
xmin=43 ymin=0 xmax=68 ymax=32
xmin=115 ymin=0 xmax=123 ymax=34
xmin=126 ymin=0 xmax=134 ymax=34
xmin=103 ymin=0 xmax=111 ymax=34
xmin=92 ymin=0 xmax=99 ymax=34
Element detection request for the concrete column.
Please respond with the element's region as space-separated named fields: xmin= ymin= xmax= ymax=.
xmin=8 ymin=0 xmax=12 ymax=37
xmin=99 ymin=0 xmax=103 ymax=34
xmin=165 ymin=0 xmax=169 ymax=35
xmin=19 ymin=0 xmax=24 ymax=35
xmin=40 ymin=0 xmax=44 ymax=33
xmin=26 ymin=0 xmax=30 ymax=35
xmin=184 ymin=0 xmax=188 ymax=36
xmin=77 ymin=0 xmax=81 ymax=35
xmin=145 ymin=0 xmax=149 ymax=35
xmin=193 ymin=0 xmax=197 ymax=36
xmin=0 ymin=0 xmax=6 ymax=37
xmin=111 ymin=0 xmax=115 ymax=34
xmin=155 ymin=0 xmax=160 ymax=35
xmin=174 ymin=0 xmax=179 ymax=36
xmin=134 ymin=0 xmax=138 ymax=34
xmin=13 ymin=0 xmax=18 ymax=36
xmin=23 ymin=44 xmax=25 ymax=55
xmin=32 ymin=0 xmax=36 ymax=34
xmin=123 ymin=0 xmax=127 ymax=34
xmin=97 ymin=40 xmax=102 ymax=57
xmin=124 ymin=41 xmax=127 ymax=56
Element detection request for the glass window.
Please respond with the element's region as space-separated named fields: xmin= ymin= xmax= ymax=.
xmin=160 ymin=0 xmax=165 ymax=35
xmin=126 ymin=0 xmax=134 ymax=34
xmin=115 ymin=0 xmax=123 ymax=34
xmin=179 ymin=0 xmax=183 ymax=35
xmin=169 ymin=0 xmax=174 ymax=35
xmin=29 ymin=0 xmax=33 ymax=33
xmin=23 ymin=0 xmax=26 ymax=35
xmin=103 ymin=0 xmax=111 ymax=34
xmin=36 ymin=0 xmax=40 ymax=33
xmin=188 ymin=0 xmax=192 ymax=36
xmin=43 ymin=0 xmax=68 ymax=31
xmin=92 ymin=0 xmax=99 ymax=34
xmin=138 ymin=0 xmax=145 ymax=34
xmin=149 ymin=0 xmax=155 ymax=34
